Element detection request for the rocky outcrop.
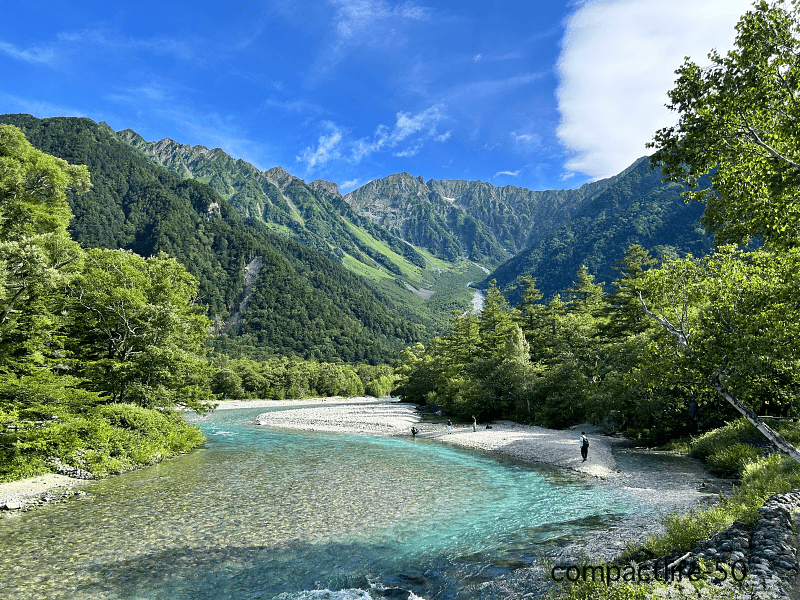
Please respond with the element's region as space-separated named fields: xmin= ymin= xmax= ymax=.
xmin=643 ymin=490 xmax=800 ymax=599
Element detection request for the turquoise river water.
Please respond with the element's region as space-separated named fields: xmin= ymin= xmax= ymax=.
xmin=0 ymin=404 xmax=651 ymax=600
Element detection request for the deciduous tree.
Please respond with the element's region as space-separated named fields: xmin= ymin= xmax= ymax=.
xmin=648 ymin=0 xmax=800 ymax=249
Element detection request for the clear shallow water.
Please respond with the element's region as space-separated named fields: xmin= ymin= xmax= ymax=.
xmin=0 ymin=405 xmax=649 ymax=600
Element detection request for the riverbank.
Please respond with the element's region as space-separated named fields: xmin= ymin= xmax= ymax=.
xmin=251 ymin=400 xmax=729 ymax=506
xmin=0 ymin=397 xmax=390 ymax=513
xmin=0 ymin=473 xmax=89 ymax=511
xmin=252 ymin=399 xmax=734 ymax=597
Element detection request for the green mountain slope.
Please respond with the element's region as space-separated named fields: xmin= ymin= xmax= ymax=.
xmin=115 ymin=129 xmax=489 ymax=336
xmin=116 ymin=131 xmax=429 ymax=278
xmin=486 ymin=158 xmax=713 ymax=302
xmin=342 ymin=165 xmax=638 ymax=267
xmin=116 ymin=127 xmax=712 ymax=313
xmin=0 ymin=114 xmax=422 ymax=363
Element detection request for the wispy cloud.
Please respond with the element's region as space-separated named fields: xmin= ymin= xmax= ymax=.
xmin=307 ymin=0 xmax=432 ymax=84
xmin=394 ymin=143 xmax=422 ymax=157
xmin=495 ymin=170 xmax=520 ymax=177
xmin=340 ymin=178 xmax=362 ymax=192
xmin=556 ymin=0 xmax=753 ymax=180
xmin=332 ymin=0 xmax=431 ymax=39
xmin=0 ymin=40 xmax=55 ymax=64
xmin=352 ymin=104 xmax=448 ymax=160
xmin=298 ymin=122 xmax=344 ymax=169
xmin=511 ymin=131 xmax=541 ymax=149
xmin=298 ymin=104 xmax=449 ymax=171
xmin=56 ymin=27 xmax=196 ymax=61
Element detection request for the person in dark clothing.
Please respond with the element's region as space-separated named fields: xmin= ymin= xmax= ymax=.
xmin=411 ymin=426 xmax=419 ymax=438
xmin=579 ymin=432 xmax=589 ymax=461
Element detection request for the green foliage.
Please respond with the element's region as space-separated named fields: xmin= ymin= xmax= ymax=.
xmin=559 ymin=572 xmax=745 ymax=600
xmin=489 ymin=158 xmax=712 ymax=303
xmin=689 ymin=419 xmax=760 ymax=461
xmin=649 ymin=0 xmax=800 ymax=249
xmin=0 ymin=123 xmax=208 ymax=482
xmin=65 ymin=248 xmax=214 ymax=411
xmin=0 ymin=124 xmax=90 ymax=372
xmin=638 ymin=247 xmax=800 ymax=418
xmin=207 ymin=355 xmax=397 ymax=401
xmin=705 ymin=443 xmax=761 ymax=477
xmin=632 ymin=451 xmax=800 ymax=562
xmin=0 ymin=403 xmax=204 ymax=482
xmin=0 ymin=114 xmax=426 ymax=365
xmin=618 ymin=419 xmax=800 ymax=564
xmin=560 ymin=578 xmax=652 ymax=600
xmin=356 ymin=363 xmax=396 ymax=397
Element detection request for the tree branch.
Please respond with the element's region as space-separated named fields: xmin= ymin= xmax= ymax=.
xmin=638 ymin=292 xmax=689 ymax=348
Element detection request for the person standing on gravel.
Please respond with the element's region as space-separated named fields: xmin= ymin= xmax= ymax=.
xmin=446 ymin=419 xmax=452 ymax=433
xmin=472 ymin=415 xmax=477 ymax=432
xmin=579 ymin=432 xmax=589 ymax=462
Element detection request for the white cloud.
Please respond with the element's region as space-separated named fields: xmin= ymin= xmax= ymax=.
xmin=394 ymin=143 xmax=422 ymax=157
xmin=495 ymin=170 xmax=520 ymax=177
xmin=298 ymin=104 xmax=448 ymax=172
xmin=340 ymin=178 xmax=361 ymax=192
xmin=331 ymin=0 xmax=430 ymax=39
xmin=351 ymin=104 xmax=447 ymax=161
xmin=556 ymin=0 xmax=754 ymax=180
xmin=0 ymin=40 xmax=54 ymax=63
xmin=512 ymin=131 xmax=541 ymax=149
xmin=298 ymin=122 xmax=344 ymax=169
xmin=473 ymin=53 xmax=482 ymax=62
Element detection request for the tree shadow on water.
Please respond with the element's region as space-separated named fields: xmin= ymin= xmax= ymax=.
xmin=79 ymin=540 xmax=446 ymax=600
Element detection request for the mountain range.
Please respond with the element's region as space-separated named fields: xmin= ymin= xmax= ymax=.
xmin=1 ymin=113 xmax=713 ymax=362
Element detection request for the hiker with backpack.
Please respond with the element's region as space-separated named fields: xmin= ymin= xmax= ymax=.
xmin=579 ymin=432 xmax=589 ymax=462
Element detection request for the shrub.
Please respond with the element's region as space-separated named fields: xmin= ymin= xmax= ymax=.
xmin=0 ymin=404 xmax=204 ymax=482
xmin=706 ymin=443 xmax=761 ymax=476
xmin=689 ymin=418 xmax=758 ymax=460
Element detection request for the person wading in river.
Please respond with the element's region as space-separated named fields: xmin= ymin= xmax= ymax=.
xmin=579 ymin=432 xmax=589 ymax=462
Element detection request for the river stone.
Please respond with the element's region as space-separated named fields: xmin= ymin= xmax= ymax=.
xmin=3 ymin=500 xmax=22 ymax=510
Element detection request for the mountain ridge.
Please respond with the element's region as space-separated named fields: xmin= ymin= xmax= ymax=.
xmin=0 ymin=114 xmax=424 ymax=363
xmin=115 ymin=124 xmax=712 ymax=312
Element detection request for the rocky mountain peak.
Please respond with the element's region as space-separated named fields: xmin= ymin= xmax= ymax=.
xmin=265 ymin=166 xmax=299 ymax=191
xmin=309 ymin=180 xmax=341 ymax=198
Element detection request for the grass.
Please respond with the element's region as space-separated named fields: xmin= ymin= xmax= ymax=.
xmin=341 ymin=251 xmax=395 ymax=281
xmin=636 ymin=419 xmax=800 ymax=554
xmin=344 ymin=221 xmax=424 ymax=282
xmin=559 ymin=418 xmax=800 ymax=600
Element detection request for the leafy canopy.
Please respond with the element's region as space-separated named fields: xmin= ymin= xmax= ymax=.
xmin=649 ymin=0 xmax=800 ymax=249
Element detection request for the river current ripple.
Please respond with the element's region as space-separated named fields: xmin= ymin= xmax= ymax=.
xmin=0 ymin=405 xmax=650 ymax=600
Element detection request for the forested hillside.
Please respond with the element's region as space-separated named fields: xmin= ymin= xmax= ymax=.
xmin=342 ymin=163 xmax=638 ymax=266
xmin=120 ymin=126 xmax=716 ymax=319
xmin=487 ymin=158 xmax=714 ymax=302
xmin=116 ymin=130 xmax=429 ymax=277
xmin=115 ymin=129 xmax=484 ymax=340
xmin=0 ymin=114 xmax=421 ymax=364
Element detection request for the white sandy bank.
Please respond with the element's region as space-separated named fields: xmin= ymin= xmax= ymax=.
xmin=252 ymin=401 xmax=616 ymax=478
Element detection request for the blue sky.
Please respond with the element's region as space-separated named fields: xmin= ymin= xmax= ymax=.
xmin=1 ymin=0 xmax=752 ymax=193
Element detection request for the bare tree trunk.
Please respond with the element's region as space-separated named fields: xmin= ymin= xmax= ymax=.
xmin=711 ymin=369 xmax=800 ymax=465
